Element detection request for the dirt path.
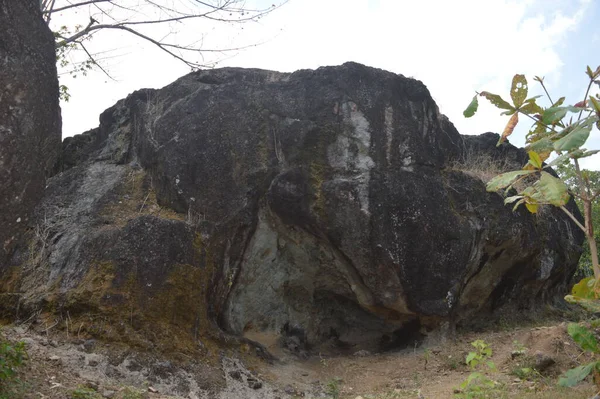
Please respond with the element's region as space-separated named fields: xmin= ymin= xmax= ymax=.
xmin=1 ymin=321 xmax=598 ymax=398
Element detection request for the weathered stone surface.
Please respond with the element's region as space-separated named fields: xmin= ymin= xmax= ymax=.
xmin=1 ymin=63 xmax=584 ymax=353
xmin=0 ymin=0 xmax=61 ymax=265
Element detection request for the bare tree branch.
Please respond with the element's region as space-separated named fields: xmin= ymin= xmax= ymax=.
xmin=78 ymin=41 xmax=116 ymax=81
xmin=43 ymin=0 xmax=112 ymax=14
xmin=47 ymin=0 xmax=287 ymax=90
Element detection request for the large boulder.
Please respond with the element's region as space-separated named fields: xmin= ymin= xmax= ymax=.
xmin=0 ymin=0 xmax=61 ymax=266
xmin=0 ymin=63 xmax=583 ymax=353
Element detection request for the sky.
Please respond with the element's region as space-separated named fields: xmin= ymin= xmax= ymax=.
xmin=52 ymin=0 xmax=600 ymax=168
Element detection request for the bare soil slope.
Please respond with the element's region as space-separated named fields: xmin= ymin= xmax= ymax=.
xmin=1 ymin=320 xmax=598 ymax=399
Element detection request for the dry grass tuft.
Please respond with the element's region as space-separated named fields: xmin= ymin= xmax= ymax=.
xmin=448 ymin=148 xmax=516 ymax=184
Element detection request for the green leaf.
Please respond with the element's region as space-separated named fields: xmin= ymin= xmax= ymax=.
xmin=587 ymin=66 xmax=595 ymax=79
xmin=567 ymin=323 xmax=600 ymax=352
xmin=527 ymin=137 xmax=554 ymax=153
xmin=480 ymin=92 xmax=514 ymax=111
xmin=590 ymin=96 xmax=600 ymax=114
xmin=552 ymin=97 xmax=566 ymax=108
xmin=534 ymin=171 xmax=570 ymax=206
xmin=486 ymin=170 xmax=536 ymax=192
xmin=545 ymin=152 xmax=573 ymax=168
xmin=572 ymin=149 xmax=600 ymax=159
xmin=525 ymin=202 xmax=538 ymax=213
xmin=528 ymin=151 xmax=543 ymax=169
xmin=520 ymin=99 xmax=543 ymax=115
xmin=558 ymin=362 xmax=596 ymax=387
xmin=571 ymin=277 xmax=597 ymax=299
xmin=510 ymin=74 xmax=528 ymax=108
xmin=481 ymin=347 xmax=492 ymax=357
xmin=542 ymin=106 xmax=582 ymax=125
xmin=463 ymin=95 xmax=479 ymax=118
xmin=466 ymin=352 xmax=477 ymax=366
xmin=553 ymin=122 xmax=592 ymax=152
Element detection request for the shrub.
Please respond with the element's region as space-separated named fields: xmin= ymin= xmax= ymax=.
xmin=0 ymin=330 xmax=27 ymax=398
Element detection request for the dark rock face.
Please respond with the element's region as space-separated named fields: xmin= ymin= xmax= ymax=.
xmin=1 ymin=63 xmax=583 ymax=353
xmin=0 ymin=0 xmax=61 ymax=265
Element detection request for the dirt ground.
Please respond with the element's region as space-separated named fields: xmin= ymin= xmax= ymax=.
xmin=1 ymin=320 xmax=598 ymax=399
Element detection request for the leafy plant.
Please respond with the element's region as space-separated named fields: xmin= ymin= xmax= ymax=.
xmin=455 ymin=340 xmax=500 ymax=398
xmin=325 ymin=378 xmax=342 ymax=399
xmin=464 ymin=64 xmax=600 ymax=392
xmin=454 ymin=372 xmax=502 ymax=399
xmin=464 ymin=66 xmax=600 ymax=287
xmin=512 ymin=340 xmax=527 ymax=356
xmin=0 ymin=337 xmax=26 ymax=383
xmin=558 ymin=323 xmax=600 ymax=388
xmin=557 ymin=163 xmax=600 ymax=280
xmin=466 ymin=339 xmax=494 ymax=370
xmin=0 ymin=332 xmax=27 ymax=399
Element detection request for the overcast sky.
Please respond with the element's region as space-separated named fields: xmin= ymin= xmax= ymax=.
xmin=54 ymin=0 xmax=600 ymax=167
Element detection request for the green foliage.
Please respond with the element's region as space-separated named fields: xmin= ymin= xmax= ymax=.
xmin=557 ymin=164 xmax=600 ymax=279
xmin=325 ymin=378 xmax=342 ymax=399
xmin=568 ymin=323 xmax=599 ymax=352
xmin=466 ymin=340 xmax=493 ymax=370
xmin=512 ymin=340 xmax=527 ymax=356
xmin=465 ymin=65 xmax=600 ymax=393
xmin=463 ymin=95 xmax=479 ymax=117
xmin=486 ymin=170 xmax=535 ymax=193
xmin=566 ymin=277 xmax=600 ymax=312
xmin=510 ymin=74 xmax=528 ymax=108
xmin=53 ymin=24 xmax=96 ymax=102
xmin=557 ymin=322 xmax=600 ymax=388
xmin=464 ymin=66 xmax=600 ymax=215
xmin=455 ymin=340 xmax=500 ymax=398
xmin=511 ymin=367 xmax=539 ymax=380
xmin=0 ymin=331 xmax=27 ymax=399
xmin=70 ymin=386 xmax=102 ymax=399
xmin=558 ymin=363 xmax=597 ymax=387
xmin=454 ymin=372 xmax=502 ymax=399
xmin=0 ymin=337 xmax=26 ymax=383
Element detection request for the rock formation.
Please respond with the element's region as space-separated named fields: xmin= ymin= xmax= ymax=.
xmin=0 ymin=63 xmax=584 ymax=354
xmin=0 ymin=0 xmax=61 ymax=266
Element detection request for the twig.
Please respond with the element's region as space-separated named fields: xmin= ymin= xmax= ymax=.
xmin=139 ymin=192 xmax=150 ymax=213
xmin=45 ymin=320 xmax=59 ymax=336
xmin=43 ymin=0 xmax=112 ymax=14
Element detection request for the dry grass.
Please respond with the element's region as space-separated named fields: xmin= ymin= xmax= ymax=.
xmin=448 ymin=148 xmax=544 ymax=198
xmin=448 ymin=149 xmax=516 ymax=184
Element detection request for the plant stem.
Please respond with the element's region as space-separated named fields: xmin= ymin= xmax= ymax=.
xmin=577 ymin=78 xmax=595 ymax=120
xmin=573 ymin=159 xmax=600 ymax=279
xmin=537 ymin=79 xmax=554 ymax=105
xmin=589 ymin=232 xmax=600 ymax=281
xmin=560 ymin=205 xmax=586 ymax=234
